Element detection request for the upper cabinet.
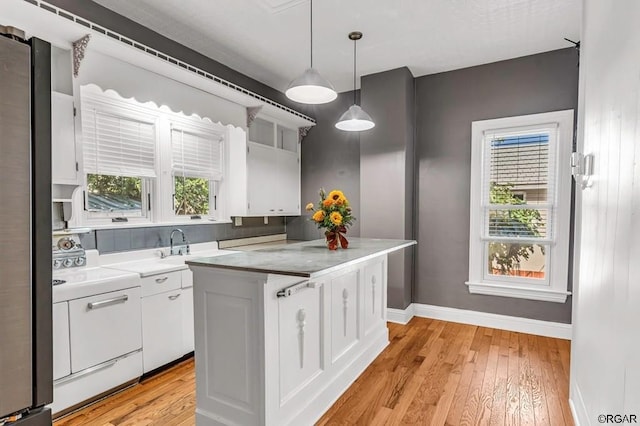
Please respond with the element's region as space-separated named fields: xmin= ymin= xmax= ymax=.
xmin=229 ymin=116 xmax=302 ymax=217
xmin=51 ymin=91 xmax=79 ymax=186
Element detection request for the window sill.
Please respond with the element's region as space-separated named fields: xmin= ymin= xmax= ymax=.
xmin=81 ymin=218 xmax=232 ymax=231
xmin=465 ymin=281 xmax=571 ymax=303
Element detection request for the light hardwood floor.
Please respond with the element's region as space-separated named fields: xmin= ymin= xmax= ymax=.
xmin=54 ymin=318 xmax=572 ymax=425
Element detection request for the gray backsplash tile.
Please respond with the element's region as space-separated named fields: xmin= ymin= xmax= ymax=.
xmin=130 ymin=228 xmax=146 ymax=250
xmin=113 ymin=229 xmax=132 ymax=251
xmin=96 ymin=230 xmax=115 ymax=253
xmin=79 ymin=231 xmax=97 ymax=250
xmin=94 ymin=218 xmax=286 ymax=254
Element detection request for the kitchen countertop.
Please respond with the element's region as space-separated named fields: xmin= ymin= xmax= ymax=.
xmin=186 ymin=237 xmax=416 ymax=278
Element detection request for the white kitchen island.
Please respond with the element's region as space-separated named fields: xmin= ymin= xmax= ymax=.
xmin=186 ymin=238 xmax=415 ymax=426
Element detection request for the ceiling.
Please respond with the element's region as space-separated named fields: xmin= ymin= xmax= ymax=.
xmin=92 ymin=0 xmax=581 ymax=94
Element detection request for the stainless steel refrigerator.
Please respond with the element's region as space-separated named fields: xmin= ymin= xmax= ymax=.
xmin=0 ymin=28 xmax=53 ymax=426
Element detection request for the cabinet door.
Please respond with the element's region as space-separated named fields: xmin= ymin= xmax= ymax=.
xmin=277 ymin=282 xmax=323 ymax=403
xmin=51 ymin=92 xmax=78 ymax=185
xmin=247 ymin=142 xmax=277 ymax=215
xmin=181 ymin=287 xmax=194 ymax=354
xmin=276 ymin=150 xmax=300 ymax=215
xmin=142 ymin=290 xmax=184 ymax=373
xmin=69 ymin=287 xmax=142 ymax=373
xmin=363 ymin=259 xmax=385 ymax=337
xmin=330 ymin=270 xmax=360 ymax=363
xmin=52 ymin=302 xmax=71 ymax=380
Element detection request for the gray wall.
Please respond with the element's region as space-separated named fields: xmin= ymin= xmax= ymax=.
xmin=79 ymin=217 xmax=285 ymax=253
xmin=286 ymin=91 xmax=361 ymax=241
xmin=415 ymin=48 xmax=579 ymax=323
xmin=360 ymin=67 xmax=415 ymax=309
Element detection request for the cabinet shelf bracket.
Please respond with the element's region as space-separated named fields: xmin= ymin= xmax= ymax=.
xmin=72 ymin=34 xmax=91 ymax=78
xmin=299 ymin=126 xmax=312 ymax=143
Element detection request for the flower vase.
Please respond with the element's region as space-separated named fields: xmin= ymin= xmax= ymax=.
xmin=325 ymin=226 xmax=349 ymax=250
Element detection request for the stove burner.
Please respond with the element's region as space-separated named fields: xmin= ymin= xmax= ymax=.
xmin=52 ymin=279 xmax=66 ymax=286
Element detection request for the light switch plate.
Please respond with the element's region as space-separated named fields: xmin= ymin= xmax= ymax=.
xmin=234 ymin=217 xmax=242 ymax=226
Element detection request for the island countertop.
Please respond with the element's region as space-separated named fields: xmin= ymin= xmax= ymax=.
xmin=186 ymin=237 xmax=415 ymax=278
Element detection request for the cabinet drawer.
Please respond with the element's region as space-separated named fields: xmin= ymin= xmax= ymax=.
xmin=69 ymin=287 xmax=142 ymax=373
xmin=141 ymin=271 xmax=181 ymax=297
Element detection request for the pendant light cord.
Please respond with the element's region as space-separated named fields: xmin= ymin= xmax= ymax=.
xmin=353 ymin=37 xmax=357 ymax=105
xmin=310 ymin=0 xmax=313 ymax=68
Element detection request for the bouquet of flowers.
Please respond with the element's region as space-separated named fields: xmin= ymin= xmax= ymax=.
xmin=306 ymin=189 xmax=355 ymax=250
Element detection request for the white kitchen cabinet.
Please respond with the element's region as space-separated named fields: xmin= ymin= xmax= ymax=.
xmin=141 ymin=288 xmax=184 ymax=373
xmin=228 ymin=115 xmax=304 ymax=217
xmin=68 ymin=287 xmax=142 ymax=373
xmin=181 ymin=286 xmax=194 ymax=354
xmin=51 ymin=91 xmax=79 ymax=185
xmin=247 ymin=142 xmax=277 ymax=214
xmin=363 ymin=258 xmax=386 ymax=337
xmin=52 ymin=301 xmax=71 ymax=381
xmin=330 ymin=270 xmax=360 ymax=364
xmin=276 ymin=279 xmax=324 ymax=402
xmin=191 ymin=252 xmax=392 ymax=426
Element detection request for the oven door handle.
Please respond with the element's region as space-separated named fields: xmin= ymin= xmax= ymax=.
xmin=87 ymin=295 xmax=129 ymax=310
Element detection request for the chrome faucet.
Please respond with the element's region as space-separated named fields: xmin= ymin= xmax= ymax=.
xmin=169 ymin=228 xmax=190 ymax=256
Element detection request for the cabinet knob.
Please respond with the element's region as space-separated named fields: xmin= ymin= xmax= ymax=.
xmin=371 ymin=276 xmax=376 ymax=284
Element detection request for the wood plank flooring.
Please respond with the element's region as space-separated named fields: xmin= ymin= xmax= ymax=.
xmin=54 ymin=318 xmax=572 ymax=426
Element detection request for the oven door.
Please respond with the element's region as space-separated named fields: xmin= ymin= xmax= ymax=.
xmin=68 ymin=287 xmax=142 ymax=372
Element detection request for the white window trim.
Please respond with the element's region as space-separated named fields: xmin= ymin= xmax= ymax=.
xmin=79 ymin=88 xmax=161 ymax=227
xmin=467 ymin=110 xmax=574 ymax=303
xmin=160 ymin=116 xmax=226 ymax=223
xmin=73 ymin=84 xmax=231 ymax=228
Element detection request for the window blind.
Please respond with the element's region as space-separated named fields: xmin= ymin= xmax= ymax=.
xmin=171 ymin=128 xmax=223 ymax=180
xmin=482 ymin=130 xmax=556 ymax=241
xmin=82 ymin=106 xmax=157 ymax=178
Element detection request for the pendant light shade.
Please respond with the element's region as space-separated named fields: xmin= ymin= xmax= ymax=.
xmin=336 ymin=31 xmax=375 ymax=132
xmin=285 ymin=68 xmax=337 ymax=104
xmin=285 ymin=0 xmax=337 ymax=104
xmin=335 ymin=105 xmax=375 ymax=131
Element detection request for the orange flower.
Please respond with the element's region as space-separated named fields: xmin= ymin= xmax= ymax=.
xmin=327 ymin=190 xmax=347 ymax=205
xmin=330 ymin=211 xmax=343 ymax=226
xmin=312 ymin=210 xmax=325 ymax=222
xmin=322 ymin=198 xmax=334 ymax=208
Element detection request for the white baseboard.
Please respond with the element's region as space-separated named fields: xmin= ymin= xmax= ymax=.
xmin=569 ymin=382 xmax=588 ymax=426
xmin=387 ymin=303 xmax=572 ymax=340
xmin=387 ymin=305 xmax=415 ymax=325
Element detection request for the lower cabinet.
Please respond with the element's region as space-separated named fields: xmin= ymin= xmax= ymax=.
xmin=330 ymin=269 xmax=360 ymax=364
xmin=140 ymin=269 xmax=195 ymax=373
xmin=52 ymin=302 xmax=70 ymax=381
xmin=363 ymin=258 xmax=386 ymax=337
xmin=192 ymin=253 xmax=390 ymax=426
xmin=181 ymin=286 xmax=195 ymax=354
xmin=276 ymin=280 xmax=323 ymax=402
xmin=141 ymin=288 xmax=185 ymax=373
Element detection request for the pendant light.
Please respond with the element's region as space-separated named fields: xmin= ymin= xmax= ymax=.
xmin=335 ymin=31 xmax=375 ymax=131
xmin=285 ymin=0 xmax=337 ymax=104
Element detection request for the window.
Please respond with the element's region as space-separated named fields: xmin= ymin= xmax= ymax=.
xmin=170 ymin=127 xmax=223 ymax=219
xmin=81 ymin=89 xmax=157 ymax=222
xmin=76 ymin=85 xmax=229 ymax=227
xmin=467 ymin=110 xmax=574 ymax=303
